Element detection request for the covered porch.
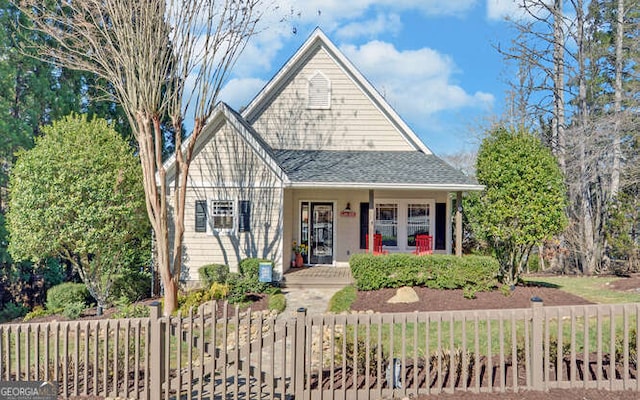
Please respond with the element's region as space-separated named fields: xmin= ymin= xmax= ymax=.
xmin=282 ymin=187 xmax=469 ymax=272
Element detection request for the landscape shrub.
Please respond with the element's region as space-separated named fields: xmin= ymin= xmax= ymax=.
xmin=268 ymin=293 xmax=286 ymax=313
xmin=46 ymin=282 xmax=91 ymax=314
xmin=23 ymin=305 xmax=49 ymax=322
xmin=110 ymin=268 xmax=152 ymax=303
xmin=227 ymin=273 xmax=269 ymax=304
xmin=61 ymin=301 xmax=87 ymax=319
xmin=209 ymin=282 xmax=230 ymax=300
xmin=0 ymin=302 xmax=28 ymax=322
xmin=239 ymin=258 xmax=271 ymax=279
xmin=177 ymin=289 xmax=208 ymax=314
xmin=349 ymin=253 xmax=499 ymax=297
xmin=199 ymin=264 xmax=229 ymax=287
xmin=226 ymin=258 xmax=274 ymax=304
xmin=112 ymin=297 xmax=150 ymax=319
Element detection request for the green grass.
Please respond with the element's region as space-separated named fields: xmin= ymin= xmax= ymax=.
xmin=525 ymin=275 xmax=640 ymax=304
xmin=328 ymin=285 xmax=357 ymax=313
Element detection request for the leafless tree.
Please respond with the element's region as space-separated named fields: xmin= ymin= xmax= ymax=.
xmin=498 ymin=0 xmax=640 ymax=275
xmin=15 ymin=0 xmax=262 ymax=315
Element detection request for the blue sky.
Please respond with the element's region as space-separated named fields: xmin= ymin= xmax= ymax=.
xmin=218 ymin=0 xmax=525 ymax=156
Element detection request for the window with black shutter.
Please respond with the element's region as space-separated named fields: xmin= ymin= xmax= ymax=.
xmin=195 ymin=200 xmax=207 ymax=232
xmin=238 ymin=200 xmax=251 ymax=232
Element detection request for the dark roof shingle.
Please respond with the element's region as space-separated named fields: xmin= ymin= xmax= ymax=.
xmin=272 ymin=150 xmax=477 ymax=186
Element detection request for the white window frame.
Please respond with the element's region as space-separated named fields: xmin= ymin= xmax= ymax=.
xmin=375 ymin=199 xmax=435 ymax=252
xmin=209 ymin=199 xmax=236 ymax=234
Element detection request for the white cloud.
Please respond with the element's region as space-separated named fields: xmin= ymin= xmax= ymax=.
xmin=486 ymin=0 xmax=522 ymax=20
xmin=341 ymin=41 xmax=494 ymax=119
xmin=230 ymin=0 xmax=481 ymax=79
xmin=486 ymin=0 xmax=555 ymax=22
xmin=336 ymin=13 xmax=402 ymax=40
xmin=219 ymin=78 xmax=268 ymax=110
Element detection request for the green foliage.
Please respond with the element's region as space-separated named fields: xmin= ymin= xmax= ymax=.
xmin=46 ymin=282 xmax=90 ymax=314
xmin=199 ymin=263 xmax=229 ymax=287
xmin=177 ymin=282 xmax=233 ymax=314
xmin=177 ymin=290 xmax=208 ymax=314
xmin=349 ymin=253 xmax=499 ymax=298
xmin=226 ymin=258 xmax=274 ymax=304
xmin=268 ymin=293 xmax=286 ymax=313
xmin=227 ymin=273 xmax=269 ymax=304
xmin=605 ymin=190 xmax=640 ymax=274
xmin=112 ymin=297 xmax=150 ymax=319
xmin=7 ymin=114 xmax=150 ymax=310
xmin=209 ymin=282 xmax=230 ymax=300
xmin=110 ymin=268 xmax=152 ymax=303
xmin=466 ymin=127 xmax=567 ymax=286
xmin=23 ymin=305 xmax=50 ymax=322
xmin=61 ymin=301 xmax=87 ymax=320
xmin=239 ymin=258 xmax=271 ymax=279
xmin=328 ymin=285 xmax=357 ymax=313
xmin=0 ymin=302 xmax=28 ymax=322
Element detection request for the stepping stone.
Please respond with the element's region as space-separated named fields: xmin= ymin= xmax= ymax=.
xmin=387 ymin=286 xmax=419 ymax=304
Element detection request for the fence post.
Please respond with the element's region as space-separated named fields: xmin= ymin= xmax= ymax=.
xmin=530 ymin=297 xmax=544 ymax=390
xmin=149 ymin=302 xmax=165 ymax=400
xmin=293 ymin=307 xmax=307 ymax=399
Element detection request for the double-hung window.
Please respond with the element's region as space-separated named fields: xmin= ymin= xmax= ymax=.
xmin=372 ymin=200 xmax=435 ymax=251
xmin=211 ymin=200 xmax=235 ymax=232
xmin=375 ymin=203 xmax=398 ymax=246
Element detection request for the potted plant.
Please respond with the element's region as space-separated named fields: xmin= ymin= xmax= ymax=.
xmin=292 ymin=241 xmax=308 ymax=267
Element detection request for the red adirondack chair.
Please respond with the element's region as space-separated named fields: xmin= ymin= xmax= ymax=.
xmin=413 ymin=234 xmax=433 ymax=255
xmin=365 ymin=233 xmax=388 ymax=255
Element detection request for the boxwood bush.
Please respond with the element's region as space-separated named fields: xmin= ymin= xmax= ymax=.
xmin=349 ymin=253 xmax=499 ymax=298
xmin=46 ymin=282 xmax=91 ymax=317
xmin=198 ymin=263 xmax=229 ymax=287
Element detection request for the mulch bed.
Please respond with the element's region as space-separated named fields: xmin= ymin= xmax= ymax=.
xmin=350 ymin=282 xmax=594 ymax=314
xmin=348 ymin=274 xmax=640 ymax=400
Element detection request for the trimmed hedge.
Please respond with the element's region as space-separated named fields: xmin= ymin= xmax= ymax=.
xmin=349 ymin=254 xmax=499 ymax=298
xmin=199 ymin=264 xmax=229 ymax=287
xmin=46 ymin=282 xmax=91 ymax=313
xmin=239 ymin=258 xmax=271 ymax=278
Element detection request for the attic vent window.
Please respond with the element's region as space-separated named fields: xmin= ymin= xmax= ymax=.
xmin=307 ymin=71 xmax=331 ymax=109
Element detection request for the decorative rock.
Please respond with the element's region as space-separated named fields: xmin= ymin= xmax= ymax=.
xmin=387 ymin=286 xmax=419 ymax=304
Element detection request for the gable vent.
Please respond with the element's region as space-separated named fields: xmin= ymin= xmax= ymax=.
xmin=307 ymin=71 xmax=331 ymax=109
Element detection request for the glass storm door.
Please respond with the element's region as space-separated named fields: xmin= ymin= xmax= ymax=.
xmin=305 ymin=202 xmax=333 ymax=265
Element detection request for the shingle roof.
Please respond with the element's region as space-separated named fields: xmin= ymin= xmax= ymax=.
xmin=272 ymin=150 xmax=479 ymax=188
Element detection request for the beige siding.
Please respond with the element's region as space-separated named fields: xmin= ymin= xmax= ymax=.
xmin=251 ymin=46 xmax=414 ymax=151
xmin=286 ymin=189 xmax=450 ymax=270
xmin=179 ymin=122 xmax=284 ymax=284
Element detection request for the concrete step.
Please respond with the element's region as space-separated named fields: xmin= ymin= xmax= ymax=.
xmin=281 ymin=266 xmax=354 ymax=289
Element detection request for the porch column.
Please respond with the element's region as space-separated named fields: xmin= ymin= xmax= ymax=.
xmin=455 ymin=191 xmax=463 ymax=257
xmin=368 ymin=190 xmax=375 ymax=254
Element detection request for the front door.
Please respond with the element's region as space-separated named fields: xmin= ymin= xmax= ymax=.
xmin=301 ymin=202 xmax=334 ymax=265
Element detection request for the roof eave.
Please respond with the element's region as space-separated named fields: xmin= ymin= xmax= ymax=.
xmin=286 ymin=182 xmax=484 ymax=191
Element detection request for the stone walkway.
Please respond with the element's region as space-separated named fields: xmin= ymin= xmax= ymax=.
xmin=279 ymin=287 xmax=342 ymax=318
xmin=279 ymin=266 xmax=353 ymax=318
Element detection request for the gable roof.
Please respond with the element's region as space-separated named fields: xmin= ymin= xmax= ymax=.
xmin=272 ymin=149 xmax=482 ymax=190
xmin=163 ymin=102 xmax=289 ymax=184
xmin=241 ymin=28 xmax=431 ymax=154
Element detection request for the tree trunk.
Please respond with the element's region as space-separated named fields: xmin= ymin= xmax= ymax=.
xmin=553 ymin=0 xmax=566 ymax=172
xmin=611 ymin=0 xmax=624 ymax=197
xmin=163 ymin=277 xmax=179 ymax=317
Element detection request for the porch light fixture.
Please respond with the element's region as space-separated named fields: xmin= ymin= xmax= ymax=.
xmin=340 ymin=202 xmax=356 ymax=217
